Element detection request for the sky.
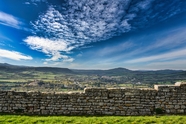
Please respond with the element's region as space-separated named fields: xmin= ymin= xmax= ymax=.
xmin=0 ymin=0 xmax=186 ymax=70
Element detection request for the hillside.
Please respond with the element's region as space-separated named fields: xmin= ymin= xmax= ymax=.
xmin=0 ymin=63 xmax=186 ymax=85
xmin=0 ymin=63 xmax=73 ymax=74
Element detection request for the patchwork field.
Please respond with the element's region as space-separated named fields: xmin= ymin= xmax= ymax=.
xmin=0 ymin=115 xmax=186 ymax=124
xmin=1 ymin=63 xmax=186 ymax=92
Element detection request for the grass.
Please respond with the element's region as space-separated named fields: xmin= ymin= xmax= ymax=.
xmin=0 ymin=115 xmax=186 ymax=124
xmin=0 ymin=71 xmax=58 ymax=82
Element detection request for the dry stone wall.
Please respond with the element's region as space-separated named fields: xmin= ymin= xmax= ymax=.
xmin=0 ymin=82 xmax=186 ymax=115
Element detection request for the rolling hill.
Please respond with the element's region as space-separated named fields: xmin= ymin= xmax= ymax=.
xmin=0 ymin=63 xmax=186 ymax=84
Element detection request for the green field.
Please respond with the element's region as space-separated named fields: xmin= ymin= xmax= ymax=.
xmin=0 ymin=115 xmax=186 ymax=124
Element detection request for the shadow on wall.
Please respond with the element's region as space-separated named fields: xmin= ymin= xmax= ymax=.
xmin=0 ymin=82 xmax=186 ymax=116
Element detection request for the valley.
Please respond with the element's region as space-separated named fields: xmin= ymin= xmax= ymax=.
xmin=0 ymin=63 xmax=186 ymax=92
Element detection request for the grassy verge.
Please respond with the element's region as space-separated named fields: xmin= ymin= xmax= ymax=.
xmin=0 ymin=115 xmax=186 ymax=124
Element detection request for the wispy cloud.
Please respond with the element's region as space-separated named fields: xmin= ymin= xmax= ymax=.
xmin=32 ymin=0 xmax=152 ymax=43
xmin=0 ymin=34 xmax=12 ymax=42
xmin=31 ymin=0 xmax=46 ymax=2
xmin=145 ymin=60 xmax=186 ymax=70
xmin=89 ymin=41 xmax=134 ymax=58
xmin=27 ymin=0 xmax=155 ymax=62
xmin=0 ymin=11 xmax=23 ymax=29
xmin=24 ymin=0 xmax=47 ymax=5
xmin=0 ymin=42 xmax=5 ymax=46
xmin=145 ymin=27 xmax=186 ymax=50
xmin=24 ymin=36 xmax=74 ymax=62
xmin=0 ymin=49 xmax=32 ymax=61
xmin=103 ymin=26 xmax=186 ymax=63
xmin=126 ymin=48 xmax=186 ymax=63
xmin=24 ymin=2 xmax=30 ymax=5
xmin=74 ymin=25 xmax=186 ymax=68
xmin=25 ymin=0 xmax=186 ymax=64
xmin=132 ymin=0 xmax=186 ymax=28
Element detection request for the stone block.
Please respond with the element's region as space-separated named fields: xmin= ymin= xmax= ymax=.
xmin=175 ymin=105 xmax=180 ymax=109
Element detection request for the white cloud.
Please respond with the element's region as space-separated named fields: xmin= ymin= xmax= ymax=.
xmin=24 ymin=2 xmax=30 ymax=4
xmin=96 ymin=41 xmax=134 ymax=57
xmin=28 ymin=0 xmax=154 ymax=63
xmin=150 ymin=27 xmax=186 ymax=49
xmin=126 ymin=48 xmax=186 ymax=63
xmin=137 ymin=0 xmax=154 ymax=10
xmin=0 ymin=49 xmax=32 ymax=60
xmin=24 ymin=36 xmax=72 ymax=53
xmin=0 ymin=11 xmax=22 ymax=29
xmin=126 ymin=59 xmax=186 ymax=70
xmin=31 ymin=0 xmax=154 ymax=46
xmin=26 ymin=0 xmax=185 ymax=65
xmin=43 ymin=62 xmax=48 ymax=65
xmin=25 ymin=0 xmax=47 ymax=4
xmin=24 ymin=36 xmax=74 ymax=62
xmin=99 ymin=27 xmax=186 ymax=63
xmin=63 ymin=58 xmax=74 ymax=62
xmin=77 ymin=53 xmax=82 ymax=57
xmin=145 ymin=60 xmax=186 ymax=70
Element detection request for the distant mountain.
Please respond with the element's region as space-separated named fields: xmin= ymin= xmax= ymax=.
xmin=0 ymin=63 xmax=186 ymax=83
xmin=73 ymin=67 xmax=131 ymax=76
xmin=34 ymin=67 xmax=73 ymax=73
xmin=0 ymin=63 xmax=18 ymax=68
xmin=107 ymin=67 xmax=130 ymax=72
xmin=101 ymin=67 xmax=132 ymax=76
xmin=0 ymin=63 xmax=73 ymax=74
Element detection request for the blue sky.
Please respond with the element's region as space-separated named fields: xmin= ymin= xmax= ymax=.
xmin=0 ymin=0 xmax=186 ymax=70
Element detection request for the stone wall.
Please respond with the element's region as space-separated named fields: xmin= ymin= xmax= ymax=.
xmin=0 ymin=82 xmax=186 ymax=115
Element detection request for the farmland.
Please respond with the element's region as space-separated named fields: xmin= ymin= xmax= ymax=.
xmin=0 ymin=63 xmax=186 ymax=92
